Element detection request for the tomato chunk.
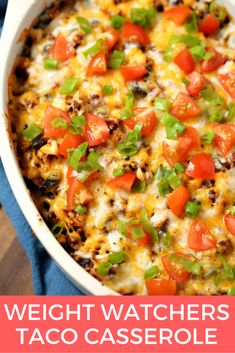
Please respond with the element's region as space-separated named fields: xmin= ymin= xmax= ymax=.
xmin=44 ymin=104 xmax=71 ymax=138
xmin=120 ymin=65 xmax=148 ymax=81
xmin=199 ymin=14 xmax=220 ymax=36
xmin=126 ymin=223 xmax=151 ymax=246
xmin=224 ymin=213 xmax=235 ymax=237
xmin=67 ymin=178 xmax=93 ymax=210
xmin=145 ymin=278 xmax=177 ymax=296
xmin=107 ymin=173 xmax=136 ymax=192
xmin=52 ymin=34 xmax=75 ymax=62
xmin=211 ymin=123 xmax=235 ymax=156
xmin=59 ymin=134 xmax=84 ymax=158
xmin=170 ymin=92 xmax=201 ymax=121
xmin=105 ymin=29 xmax=120 ymax=51
xmin=163 ymin=5 xmax=191 ymax=25
xmin=121 ymin=22 xmax=150 ymax=46
xmin=87 ymin=52 xmax=107 ymax=77
xmin=219 ymin=72 xmax=235 ymax=99
xmin=186 ymin=71 xmax=209 ymax=97
xmin=162 ymin=253 xmax=191 ymax=284
xmin=174 ymin=49 xmax=195 ymax=75
xmin=124 ymin=108 xmax=157 ymax=137
xmin=167 ymin=185 xmax=190 ymax=217
xmin=188 ymin=219 xmax=216 ymax=251
xmin=186 ymin=153 xmax=215 ymax=179
xmin=201 ymin=48 xmax=227 ymax=73
xmin=85 ymin=113 xmax=110 ymax=146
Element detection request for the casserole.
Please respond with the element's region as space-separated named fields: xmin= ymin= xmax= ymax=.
xmin=1 ymin=0 xmax=235 ymax=296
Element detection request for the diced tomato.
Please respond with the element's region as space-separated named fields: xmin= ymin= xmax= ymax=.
xmin=162 ymin=253 xmax=191 ymax=284
xmin=163 ymin=5 xmax=191 ymax=25
xmin=124 ymin=108 xmax=157 ymax=137
xmin=67 ymin=178 xmax=93 ymax=210
xmin=107 ymin=173 xmax=136 ymax=192
xmin=224 ymin=213 xmax=235 ymax=237
xmin=67 ymin=166 xmax=78 ymax=184
xmin=84 ymin=172 xmax=100 ymax=185
xmin=186 ymin=71 xmax=209 ymax=97
xmin=120 ymin=65 xmax=148 ymax=81
xmin=105 ymin=29 xmax=120 ymax=51
xmin=186 ymin=153 xmax=215 ymax=179
xmin=211 ymin=123 xmax=235 ymax=156
xmin=167 ymin=185 xmax=190 ymax=217
xmin=44 ymin=104 xmax=71 ymax=138
xmin=180 ymin=126 xmax=201 ymax=150
xmin=219 ymin=72 xmax=235 ymax=99
xmin=174 ymin=49 xmax=195 ymax=75
xmin=199 ymin=14 xmax=220 ymax=36
xmin=201 ymin=48 xmax=227 ymax=73
xmin=163 ymin=141 xmax=179 ymax=167
xmin=145 ymin=278 xmax=177 ymax=295
xmin=170 ymin=92 xmax=201 ymax=121
xmin=126 ymin=223 xmax=152 ymax=246
xmin=59 ymin=134 xmax=84 ymax=158
xmin=121 ymin=22 xmax=150 ymax=46
xmin=188 ymin=219 xmax=216 ymax=251
xmin=87 ymin=52 xmax=107 ymax=77
xmin=52 ymin=34 xmax=76 ymax=62
xmin=85 ymin=113 xmax=110 ymax=146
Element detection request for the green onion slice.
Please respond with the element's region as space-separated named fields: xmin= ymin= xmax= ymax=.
xmin=202 ymin=131 xmax=215 ymax=144
xmin=154 ymin=97 xmax=171 ymax=112
xmin=44 ymin=58 xmax=58 ymax=70
xmin=108 ymin=251 xmax=128 ymax=264
xmin=51 ymin=118 xmax=68 ymax=129
xmin=111 ymin=15 xmax=126 ymax=29
xmin=52 ymin=222 xmax=65 ymax=238
xmin=132 ymin=179 xmax=146 ymax=193
xmin=130 ymin=7 xmax=157 ymax=28
xmin=210 ymin=2 xmax=227 ymax=22
xmin=103 ymin=84 xmax=113 ymax=95
xmin=113 ymin=168 xmax=125 ymax=177
xmin=75 ymin=205 xmax=87 ymax=214
xmin=144 ymin=265 xmax=160 ymax=279
xmin=60 ymin=77 xmax=80 ymax=95
xmin=108 ymin=50 xmax=125 ymax=69
xmin=23 ymin=123 xmax=42 ymax=141
xmin=76 ymin=16 xmax=92 ymax=34
xmin=97 ymin=262 xmax=112 ymax=276
xmin=185 ymin=12 xmax=198 ymax=34
xmin=185 ymin=201 xmax=201 ymax=217
xmin=83 ymin=39 xmax=106 ymax=59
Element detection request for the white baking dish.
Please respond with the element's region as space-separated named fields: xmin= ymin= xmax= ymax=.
xmin=0 ymin=0 xmax=234 ymax=296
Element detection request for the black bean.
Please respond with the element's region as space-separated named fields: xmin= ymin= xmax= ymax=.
xmin=32 ymin=135 xmax=47 ymax=150
xmin=41 ymin=178 xmax=60 ymax=190
xmin=21 ymin=36 xmax=33 ymax=58
xmin=78 ymin=258 xmax=92 ymax=268
xmin=14 ymin=66 xmax=29 ymax=83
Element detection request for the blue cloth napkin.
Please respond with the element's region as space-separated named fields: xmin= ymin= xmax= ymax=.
xmin=0 ymin=0 xmax=83 ymax=295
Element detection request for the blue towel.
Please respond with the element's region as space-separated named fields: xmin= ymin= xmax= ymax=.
xmin=0 ymin=0 xmax=83 ymax=295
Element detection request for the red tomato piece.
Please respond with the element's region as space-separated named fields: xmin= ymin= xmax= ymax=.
xmin=201 ymin=48 xmax=227 ymax=73
xmin=186 ymin=71 xmax=209 ymax=97
xmin=67 ymin=166 xmax=78 ymax=184
xmin=126 ymin=223 xmax=151 ymax=246
xmin=163 ymin=141 xmax=179 ymax=167
xmin=107 ymin=173 xmax=136 ymax=192
xmin=59 ymin=134 xmax=84 ymax=158
xmin=163 ymin=5 xmax=191 ymax=25
xmin=174 ymin=49 xmax=195 ymax=75
xmin=52 ymin=34 xmax=75 ymax=62
xmin=105 ymin=29 xmax=120 ymax=51
xmin=44 ymin=104 xmax=71 ymax=138
xmin=87 ymin=52 xmax=107 ymax=77
xmin=162 ymin=253 xmax=191 ymax=284
xmin=211 ymin=123 xmax=235 ymax=156
xmin=145 ymin=278 xmax=177 ymax=296
xmin=167 ymin=185 xmax=190 ymax=217
xmin=199 ymin=14 xmax=220 ymax=36
xmin=124 ymin=108 xmax=157 ymax=137
xmin=219 ymin=72 xmax=235 ymax=99
xmin=120 ymin=65 xmax=148 ymax=81
xmin=188 ymin=219 xmax=216 ymax=251
xmin=170 ymin=92 xmax=201 ymax=121
xmin=67 ymin=178 xmax=93 ymax=210
xmin=180 ymin=126 xmax=201 ymax=150
xmin=186 ymin=153 xmax=215 ymax=179
xmin=84 ymin=172 xmax=100 ymax=185
xmin=85 ymin=113 xmax=110 ymax=146
xmin=224 ymin=213 xmax=235 ymax=237
xmin=121 ymin=22 xmax=150 ymax=46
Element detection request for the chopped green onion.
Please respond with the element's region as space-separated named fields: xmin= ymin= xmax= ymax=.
xmin=108 ymin=50 xmax=124 ymax=69
xmin=118 ymin=220 xmax=128 ymax=236
xmin=103 ymin=84 xmax=113 ymax=95
xmin=144 ymin=265 xmax=160 ymax=279
xmin=174 ymin=162 xmax=185 ymax=173
xmin=117 ymin=142 xmax=138 ymax=156
xmin=169 ymin=254 xmax=202 ymax=275
xmin=164 ymin=35 xmax=202 ymax=61
xmin=130 ymin=7 xmax=157 ymax=28
xmin=69 ymin=142 xmax=88 ymax=170
xmin=44 ymin=58 xmax=58 ymax=70
xmin=97 ymin=262 xmax=112 ymax=276
xmin=185 ymin=201 xmax=201 ymax=217
xmin=52 ymin=222 xmax=65 ymax=238
xmin=108 ymin=251 xmax=128 ymax=264
xmin=69 ymin=115 xmax=86 ymax=134
xmin=182 ymin=77 xmax=190 ymax=86
xmin=185 ymin=12 xmax=198 ymax=34
xmin=23 ymin=123 xmax=42 ymax=141
xmin=140 ymin=209 xmax=159 ymax=241
xmin=113 ymin=168 xmax=125 ymax=177
xmin=132 ymin=179 xmax=146 ymax=193
xmin=227 ymin=103 xmax=235 ymax=121
xmin=162 ymin=232 xmax=172 ymax=247
xmin=111 ymin=15 xmax=126 ymax=29
xmin=75 ymin=205 xmax=87 ymax=214
xmin=228 ymin=288 xmax=235 ymax=296
xmin=121 ymin=89 xmax=134 ymax=119
xmin=202 ymin=131 xmax=215 ymax=144
xmin=154 ymin=165 xmax=166 ymax=180
xmin=210 ymin=2 xmax=227 ymax=22
xmin=154 ymin=97 xmax=170 ymax=112
xmin=70 ymin=151 xmax=103 ymax=181
xmin=76 ymin=16 xmax=92 ymax=34
xmin=130 ymin=226 xmax=145 ymax=239
xmin=190 ymin=45 xmax=211 ymax=61
xmin=157 ymin=179 xmax=170 ymax=196
xmin=166 ymin=170 xmax=181 ymax=189
xmin=201 ymin=86 xmax=217 ymax=101
xmin=220 ymin=256 xmax=235 ymax=280
xmin=51 ymin=118 xmax=68 ymax=129
xmin=83 ymin=39 xmax=106 ymax=59
xmin=160 ymin=112 xmax=186 ymax=139
xmin=208 ymin=110 xmax=224 ymax=123
xmin=231 ymin=206 xmax=235 ymax=216
xmin=60 ymin=77 xmax=80 ymax=95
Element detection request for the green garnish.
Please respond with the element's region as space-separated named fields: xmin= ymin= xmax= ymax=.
xmin=111 ymin=15 xmax=126 ymax=29
xmin=130 ymin=7 xmax=157 ymax=28
xmin=185 ymin=12 xmax=198 ymax=33
xmin=113 ymin=168 xmax=125 ymax=177
xmin=140 ymin=209 xmax=159 ymax=241
xmin=174 ymin=162 xmax=185 ymax=173
xmin=169 ymin=254 xmax=202 ymax=275
xmin=60 ymin=77 xmax=80 ymax=95
xmin=51 ymin=118 xmax=68 ymax=129
xmin=44 ymin=58 xmax=58 ymax=70
xmin=185 ymin=201 xmax=201 ymax=217
xmin=117 ymin=220 xmax=129 ymax=236
xmin=132 ymin=180 xmax=146 ymax=193
xmin=190 ymin=45 xmax=212 ymax=61
xmin=76 ymin=16 xmax=92 ymax=34
xmin=144 ymin=265 xmax=160 ymax=279
xmin=162 ymin=232 xmax=172 ymax=247
xmin=227 ymin=103 xmax=235 ymax=121
xmin=108 ymin=50 xmax=125 ymax=69
xmin=23 ymin=123 xmax=42 ymax=141
xmin=118 ymin=124 xmax=142 ymax=156
xmin=166 ymin=169 xmax=181 ymax=189
xmin=83 ymin=39 xmax=106 ymax=59
xmin=68 ymin=142 xmax=88 ymax=170
xmin=157 ymin=179 xmax=170 ymax=196
xmin=130 ymin=226 xmax=146 ymax=239
xmin=121 ymin=89 xmax=134 ymax=119
xmin=108 ymin=251 xmax=128 ymax=264
xmin=201 ymin=86 xmax=218 ymax=101
xmin=160 ymin=112 xmax=186 ymax=139
xmin=97 ymin=262 xmax=112 ymax=276
xmin=103 ymin=84 xmax=113 ymax=95
xmin=228 ymin=288 xmax=235 ymax=296
xmin=75 ymin=205 xmax=87 ymax=214
xmin=164 ymin=34 xmax=201 ymax=61
xmin=231 ymin=206 xmax=235 ymax=216
xmin=52 ymin=223 xmax=65 ymax=238
xmin=154 ymin=97 xmax=171 ymax=112
xmin=202 ymin=131 xmax=215 ymax=144
xmin=69 ymin=115 xmax=86 ymax=134
xmin=210 ymin=2 xmax=227 ymax=22
xmin=182 ymin=77 xmax=190 ymax=86
xmin=69 ymin=151 xmax=103 ymax=182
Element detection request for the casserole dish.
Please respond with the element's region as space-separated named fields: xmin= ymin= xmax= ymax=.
xmin=1 ymin=0 xmax=235 ymax=296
